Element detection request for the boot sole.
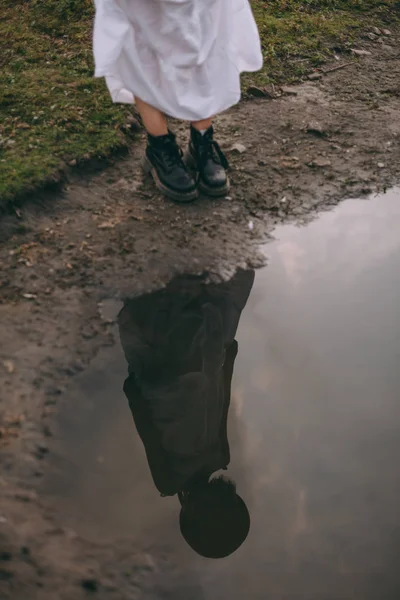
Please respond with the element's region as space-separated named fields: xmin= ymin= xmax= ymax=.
xmin=184 ymin=151 xmax=230 ymax=198
xmin=142 ymin=156 xmax=198 ymax=204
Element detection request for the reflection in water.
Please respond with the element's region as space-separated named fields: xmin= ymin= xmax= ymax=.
xmin=118 ymin=270 xmax=254 ymax=558
xmin=43 ymin=190 xmax=400 ymax=599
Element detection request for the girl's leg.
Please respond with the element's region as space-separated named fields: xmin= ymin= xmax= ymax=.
xmin=191 ymin=117 xmax=213 ymax=133
xmin=135 ymin=97 xmax=168 ymax=136
xmin=136 ymin=97 xmax=198 ymax=203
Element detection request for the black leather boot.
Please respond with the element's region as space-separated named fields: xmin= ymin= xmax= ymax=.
xmin=186 ymin=126 xmax=230 ymax=197
xmin=143 ymin=132 xmax=198 ymax=203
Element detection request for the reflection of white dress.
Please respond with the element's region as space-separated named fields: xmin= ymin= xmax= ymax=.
xmin=93 ymin=0 xmax=263 ymax=120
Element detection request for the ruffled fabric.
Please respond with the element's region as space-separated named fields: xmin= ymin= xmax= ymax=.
xmin=93 ymin=0 xmax=263 ymax=120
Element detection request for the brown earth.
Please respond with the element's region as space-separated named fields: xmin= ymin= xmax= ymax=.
xmin=1 ymin=34 xmax=400 ymax=599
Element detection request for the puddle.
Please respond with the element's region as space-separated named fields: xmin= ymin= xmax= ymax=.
xmin=43 ymin=189 xmax=400 ymax=598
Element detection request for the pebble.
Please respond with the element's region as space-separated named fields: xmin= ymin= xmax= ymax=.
xmin=281 ymin=86 xmax=298 ymax=96
xmin=371 ymin=27 xmax=382 ymax=35
xmin=351 ymin=49 xmax=372 ymax=56
xmin=247 ymin=86 xmax=268 ymax=98
xmin=308 ymin=72 xmax=323 ymax=81
xmin=3 ymin=360 xmax=15 ymax=374
xmin=14 ymin=491 xmax=38 ymax=503
xmin=306 ymin=120 xmax=326 ymax=137
xmin=97 ymin=221 xmax=115 ymax=230
xmin=81 ymin=579 xmax=99 ymax=592
xmin=382 ymin=29 xmax=392 ymax=36
xmin=0 ymin=552 xmax=12 ymax=561
xmin=230 ymin=143 xmax=247 ymax=154
xmin=308 ymin=157 xmax=332 ymax=168
xmin=377 ymin=162 xmax=385 ymax=169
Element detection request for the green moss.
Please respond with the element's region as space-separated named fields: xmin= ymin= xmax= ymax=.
xmin=0 ymin=0 xmax=399 ymax=205
xmin=250 ymin=0 xmax=399 ymax=84
xmin=0 ymin=1 xmax=131 ymax=206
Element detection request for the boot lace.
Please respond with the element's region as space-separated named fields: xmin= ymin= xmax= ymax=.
xmin=160 ymin=135 xmax=185 ymax=173
xmin=198 ymin=130 xmax=229 ymax=172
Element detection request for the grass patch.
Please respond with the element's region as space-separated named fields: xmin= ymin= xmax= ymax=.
xmin=0 ymin=0 xmax=132 ymax=206
xmin=250 ymin=0 xmax=399 ymax=84
xmin=0 ymin=0 xmax=399 ymax=206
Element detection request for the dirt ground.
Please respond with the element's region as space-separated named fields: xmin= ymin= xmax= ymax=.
xmin=1 ymin=33 xmax=400 ymax=598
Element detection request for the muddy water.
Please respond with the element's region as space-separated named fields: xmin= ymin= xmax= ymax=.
xmin=44 ymin=190 xmax=400 ymax=599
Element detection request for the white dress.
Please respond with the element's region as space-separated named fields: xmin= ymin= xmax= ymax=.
xmin=93 ymin=0 xmax=263 ymax=121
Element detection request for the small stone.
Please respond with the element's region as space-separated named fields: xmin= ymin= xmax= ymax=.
xmin=366 ymin=32 xmax=378 ymax=41
xmin=22 ymin=293 xmax=37 ymax=300
xmin=371 ymin=27 xmax=381 ymax=35
xmin=81 ymin=578 xmax=98 ymax=592
xmin=0 ymin=568 xmax=13 ymax=580
xmin=281 ymin=86 xmax=298 ymax=96
xmin=382 ymin=29 xmax=392 ymax=36
xmin=351 ymin=49 xmax=372 ymax=56
xmin=3 ymin=360 xmax=15 ymax=374
xmin=68 ymin=159 xmax=77 ymax=167
xmin=14 ymin=491 xmax=38 ymax=503
xmin=292 ymin=207 xmax=304 ymax=215
xmin=307 ymin=72 xmax=323 ymax=81
xmin=280 ymin=157 xmax=300 ymax=170
xmin=98 ymin=221 xmax=115 ymax=230
xmin=230 ymin=143 xmax=247 ymax=154
xmin=247 ymin=86 xmax=268 ymax=98
xmin=36 ymin=444 xmax=49 ymax=457
xmin=124 ymin=114 xmax=142 ymax=132
xmin=111 ymin=178 xmax=138 ymax=192
xmin=306 ymin=121 xmax=327 ymax=137
xmin=0 ymin=552 xmax=12 ymax=561
xmin=246 ymin=84 xmax=280 ymax=99
xmin=377 ymin=162 xmax=385 ymax=169
xmin=308 ymin=157 xmax=332 ymax=168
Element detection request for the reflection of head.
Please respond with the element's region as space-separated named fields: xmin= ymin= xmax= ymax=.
xmin=179 ymin=476 xmax=250 ymax=559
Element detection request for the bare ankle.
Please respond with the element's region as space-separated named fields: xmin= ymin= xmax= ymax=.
xmin=136 ymin=97 xmax=168 ymax=137
xmin=191 ymin=118 xmax=213 ymax=133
